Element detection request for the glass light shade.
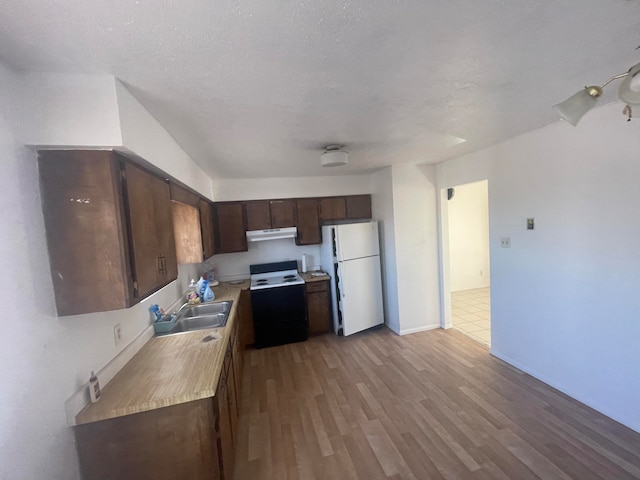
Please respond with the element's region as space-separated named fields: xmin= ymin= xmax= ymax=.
xmin=618 ymin=63 xmax=640 ymax=105
xmin=553 ymin=88 xmax=600 ymax=126
xmin=321 ymin=150 xmax=348 ymax=167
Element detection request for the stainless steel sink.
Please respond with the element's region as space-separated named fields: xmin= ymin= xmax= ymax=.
xmin=178 ymin=301 xmax=232 ymax=318
xmin=157 ymin=301 xmax=233 ymax=336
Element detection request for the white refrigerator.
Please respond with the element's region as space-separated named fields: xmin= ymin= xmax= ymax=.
xmin=320 ymin=221 xmax=384 ymax=336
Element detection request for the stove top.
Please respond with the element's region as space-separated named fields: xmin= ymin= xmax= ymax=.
xmin=250 ymin=269 xmax=305 ymax=290
xmin=249 ymin=261 xmax=305 ymax=290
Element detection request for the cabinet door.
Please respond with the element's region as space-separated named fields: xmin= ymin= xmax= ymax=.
xmin=172 ymin=202 xmax=203 ymax=264
xmin=216 ymin=368 xmax=235 ymax=480
xmin=38 ymin=150 xmax=132 ymax=315
xmin=319 ymin=197 xmax=346 ymax=221
xmin=153 ymin=178 xmax=178 ymax=281
xmin=270 ymin=199 xmax=296 ymax=228
xmin=244 ymin=200 xmax=271 ymax=231
xmin=123 ymin=162 xmax=162 ymax=298
xmin=346 ymin=194 xmax=372 ymax=219
xmin=238 ymin=289 xmax=254 ymax=347
xmin=307 ymin=281 xmax=332 ymax=335
xmin=199 ymin=199 xmax=216 ymax=259
xmin=295 ymin=198 xmax=321 ymax=245
xmin=75 ymin=399 xmax=220 ymax=480
xmin=123 ymin=161 xmax=177 ymax=299
xmin=215 ymin=203 xmax=247 ymax=253
xmin=226 ymin=361 xmax=239 ymax=444
xmin=231 ymin=322 xmax=243 ymax=405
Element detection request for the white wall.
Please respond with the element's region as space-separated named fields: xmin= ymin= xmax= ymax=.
xmin=116 ymin=81 xmax=213 ymax=199
xmin=391 ymin=164 xmax=441 ymax=334
xmin=372 ymin=167 xmax=400 ymax=332
xmin=212 ymin=174 xmax=371 ymax=201
xmin=15 ymin=73 xmax=122 ymax=148
xmin=12 ymin=74 xmax=213 ymax=200
xmin=210 ymin=240 xmax=322 ymax=281
xmin=437 ymin=101 xmax=640 ymax=433
xmin=0 ymin=65 xmax=210 ymax=479
xmin=0 ymin=64 xmax=81 ymax=480
xmin=448 ymin=180 xmax=490 ymax=291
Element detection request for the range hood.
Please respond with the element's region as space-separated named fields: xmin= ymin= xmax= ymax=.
xmin=246 ymin=227 xmax=297 ymax=242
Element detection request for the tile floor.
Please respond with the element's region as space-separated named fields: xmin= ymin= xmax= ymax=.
xmin=451 ymin=287 xmax=491 ymax=347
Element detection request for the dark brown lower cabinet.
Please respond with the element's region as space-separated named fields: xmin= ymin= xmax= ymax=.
xmin=75 ymin=399 xmax=220 ymax=480
xmin=306 ymin=280 xmax=332 ymax=335
xmin=238 ymin=289 xmax=255 ymax=347
xmin=74 ymin=325 xmax=242 ymax=480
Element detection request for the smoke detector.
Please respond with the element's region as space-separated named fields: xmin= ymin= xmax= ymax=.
xmin=321 ymin=145 xmax=348 ymax=167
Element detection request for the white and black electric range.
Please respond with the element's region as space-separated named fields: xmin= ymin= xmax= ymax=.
xmin=249 ymin=260 xmax=308 ymax=349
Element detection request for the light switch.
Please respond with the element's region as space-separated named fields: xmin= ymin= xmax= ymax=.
xmin=527 ymin=218 xmax=534 ymax=230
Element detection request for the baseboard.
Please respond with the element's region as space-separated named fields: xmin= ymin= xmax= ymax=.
xmin=385 ymin=322 xmax=401 ymax=335
xmin=398 ymin=324 xmax=440 ymax=336
xmin=65 ymin=324 xmax=155 ymax=426
xmin=490 ymin=349 xmax=640 ymax=434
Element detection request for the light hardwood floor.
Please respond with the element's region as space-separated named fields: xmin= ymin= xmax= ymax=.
xmin=233 ymin=327 xmax=640 ymax=480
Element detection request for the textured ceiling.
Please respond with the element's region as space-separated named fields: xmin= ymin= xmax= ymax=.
xmin=1 ymin=1 xmax=640 ymax=178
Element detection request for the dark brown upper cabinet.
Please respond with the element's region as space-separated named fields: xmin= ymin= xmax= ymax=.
xmin=295 ymin=198 xmax=321 ymax=245
xmin=38 ymin=150 xmax=178 ymax=316
xmin=171 ymin=201 xmax=203 ymax=264
xmin=319 ymin=195 xmax=372 ymax=222
xmin=269 ymin=199 xmax=296 ymax=228
xmin=215 ymin=202 xmax=248 ymax=253
xmin=199 ymin=199 xmax=216 ymax=259
xmin=346 ymin=194 xmax=372 ymax=219
xmin=169 ymin=182 xmax=199 ymax=207
xmin=121 ymin=161 xmax=177 ymax=299
xmin=244 ymin=199 xmax=296 ymax=230
xmin=319 ymin=197 xmax=346 ymax=222
xmin=244 ymin=201 xmax=271 ymax=231
xmin=170 ymin=181 xmax=216 ymax=262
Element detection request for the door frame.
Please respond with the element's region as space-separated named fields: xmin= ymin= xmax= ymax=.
xmin=437 ymin=179 xmax=490 ymax=331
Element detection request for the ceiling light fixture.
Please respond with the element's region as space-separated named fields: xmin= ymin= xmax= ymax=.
xmin=554 ymin=62 xmax=640 ymax=126
xmin=321 ymin=145 xmax=348 ymax=167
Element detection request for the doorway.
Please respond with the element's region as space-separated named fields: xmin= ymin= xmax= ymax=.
xmin=440 ymin=180 xmax=491 ymax=347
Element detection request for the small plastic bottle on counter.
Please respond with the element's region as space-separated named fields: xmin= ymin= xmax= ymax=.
xmin=187 ymin=279 xmax=200 ymax=305
xmin=89 ymin=371 xmax=101 ymax=403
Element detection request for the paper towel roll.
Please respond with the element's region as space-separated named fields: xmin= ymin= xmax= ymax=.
xmin=301 ymin=254 xmax=308 ymax=273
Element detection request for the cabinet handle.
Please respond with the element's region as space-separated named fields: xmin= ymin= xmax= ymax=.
xmin=157 ymin=256 xmax=167 ymax=275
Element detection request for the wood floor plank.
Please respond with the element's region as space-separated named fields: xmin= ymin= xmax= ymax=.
xmin=233 ymin=327 xmax=640 ymax=479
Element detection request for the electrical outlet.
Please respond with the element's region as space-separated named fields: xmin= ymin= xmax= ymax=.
xmin=114 ymin=324 xmax=122 ymax=347
xmin=500 ymin=237 xmax=511 ymax=248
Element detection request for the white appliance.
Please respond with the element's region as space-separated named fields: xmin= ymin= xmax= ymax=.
xmin=320 ymin=221 xmax=384 ymax=336
xmin=246 ymin=227 xmax=297 ymax=242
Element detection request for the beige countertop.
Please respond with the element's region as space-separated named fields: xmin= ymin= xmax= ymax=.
xmin=75 ymin=284 xmax=243 ymax=426
xmin=74 ymin=276 xmax=327 ymax=426
xmin=301 ymin=271 xmax=330 ymax=283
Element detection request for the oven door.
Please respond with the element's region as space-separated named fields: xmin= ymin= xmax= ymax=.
xmin=251 ymin=284 xmax=308 ymax=349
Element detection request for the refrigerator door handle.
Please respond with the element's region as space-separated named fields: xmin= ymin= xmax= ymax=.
xmin=336 ymin=263 xmax=346 ymax=298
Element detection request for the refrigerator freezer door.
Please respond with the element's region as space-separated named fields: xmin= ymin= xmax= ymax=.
xmin=336 ymin=221 xmax=379 ymax=261
xmin=338 ymin=255 xmax=384 ymax=336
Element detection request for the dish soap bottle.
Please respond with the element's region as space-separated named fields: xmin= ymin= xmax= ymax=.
xmin=89 ymin=371 xmax=101 ymax=403
xmin=187 ymin=279 xmax=200 ymax=305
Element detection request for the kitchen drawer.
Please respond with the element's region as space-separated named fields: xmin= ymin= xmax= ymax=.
xmin=306 ymin=280 xmax=328 ymax=293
